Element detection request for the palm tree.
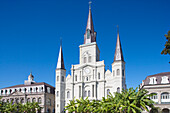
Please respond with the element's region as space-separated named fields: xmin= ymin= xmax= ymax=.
xmin=65 ymin=97 xmax=77 ymax=113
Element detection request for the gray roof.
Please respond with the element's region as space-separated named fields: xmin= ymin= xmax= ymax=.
xmin=143 ymin=72 xmax=170 ymax=85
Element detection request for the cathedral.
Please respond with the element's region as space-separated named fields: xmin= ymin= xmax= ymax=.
xmin=55 ymin=3 xmax=126 ymax=113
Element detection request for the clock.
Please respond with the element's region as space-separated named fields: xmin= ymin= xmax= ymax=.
xmin=84 ymin=68 xmax=91 ymax=74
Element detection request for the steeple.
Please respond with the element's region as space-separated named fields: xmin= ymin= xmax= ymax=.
xmin=56 ymin=42 xmax=65 ymax=69
xmin=84 ymin=1 xmax=96 ymax=44
xmin=114 ymin=26 xmax=124 ymax=62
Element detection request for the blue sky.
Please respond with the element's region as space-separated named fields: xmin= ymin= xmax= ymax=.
xmin=0 ymin=0 xmax=169 ymax=89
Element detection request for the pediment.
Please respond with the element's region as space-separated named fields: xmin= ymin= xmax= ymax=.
xmin=9 ymin=91 xmax=25 ymax=96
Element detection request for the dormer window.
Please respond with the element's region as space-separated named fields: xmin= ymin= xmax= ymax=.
xmin=149 ymin=77 xmax=157 ymax=84
xmin=161 ymin=76 xmax=169 ymax=84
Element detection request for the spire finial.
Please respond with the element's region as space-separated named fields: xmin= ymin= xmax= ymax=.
xmin=60 ymin=37 xmax=62 ymax=46
xmin=89 ymin=1 xmax=92 ymax=9
xmin=117 ymin=25 xmax=119 ymax=34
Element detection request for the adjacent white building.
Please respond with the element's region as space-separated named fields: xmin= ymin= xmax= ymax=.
xmin=0 ymin=73 xmax=55 ymax=113
xmin=141 ymin=72 xmax=170 ymax=113
xmin=55 ymin=4 xmax=126 ymax=113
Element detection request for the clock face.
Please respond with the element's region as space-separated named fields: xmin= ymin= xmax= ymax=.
xmin=84 ymin=68 xmax=90 ymax=74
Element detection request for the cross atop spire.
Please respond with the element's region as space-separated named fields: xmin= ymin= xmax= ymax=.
xmin=84 ymin=1 xmax=96 ymax=44
xmin=89 ymin=1 xmax=92 ymax=9
xmin=114 ymin=26 xmax=124 ymax=62
xmin=56 ymin=41 xmax=65 ymax=69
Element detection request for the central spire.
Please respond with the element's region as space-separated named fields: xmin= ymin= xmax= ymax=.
xmin=84 ymin=1 xmax=96 ymax=44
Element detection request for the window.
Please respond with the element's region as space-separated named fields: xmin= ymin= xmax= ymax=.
xmin=27 ymin=98 xmax=30 ymax=102
xmin=67 ymin=91 xmax=70 ymax=99
xmin=86 ymin=77 xmax=88 ymax=81
xmin=47 ymin=98 xmax=51 ymax=106
xmin=117 ymin=87 xmax=120 ymax=93
xmin=32 ymin=98 xmax=36 ymax=102
xmin=57 ymin=76 xmax=59 ymax=81
xmin=62 ymin=76 xmax=64 ymax=82
xmin=79 ymin=86 xmax=81 ymax=98
xmin=150 ymin=93 xmax=158 ymax=99
xmin=57 ymin=91 xmax=59 ymax=97
xmin=107 ymin=89 xmax=110 ymax=95
xmin=88 ymin=56 xmax=91 ymax=62
xmin=88 ymin=90 xmax=90 ymax=97
xmin=161 ymin=92 xmax=170 ymax=104
xmin=15 ymin=98 xmax=19 ymax=104
xmin=92 ymin=85 xmax=94 ymax=97
xmin=47 ymin=87 xmax=51 ymax=93
xmin=75 ymin=75 xmax=77 ymax=81
xmin=122 ymin=69 xmax=124 ymax=77
xmin=84 ymin=91 xmax=87 ymax=97
xmin=149 ymin=77 xmax=157 ymax=84
xmin=161 ymin=93 xmax=170 ymax=99
xmin=161 ymin=76 xmax=169 ymax=84
xmin=113 ymin=71 xmax=115 ymax=76
xmin=38 ymin=97 xmax=42 ymax=104
xmin=98 ymin=73 xmax=100 ymax=79
xmin=80 ymin=71 xmax=81 ymax=81
xmin=117 ymin=69 xmax=120 ymax=75
xmin=84 ymin=57 xmax=87 ymax=63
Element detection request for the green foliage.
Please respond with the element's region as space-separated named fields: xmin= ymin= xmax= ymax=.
xmin=65 ymin=87 xmax=157 ymax=113
xmin=161 ymin=31 xmax=170 ymax=63
xmin=0 ymin=98 xmax=41 ymax=113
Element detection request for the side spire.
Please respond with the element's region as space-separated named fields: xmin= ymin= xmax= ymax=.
xmin=57 ymin=40 xmax=65 ymax=69
xmin=84 ymin=1 xmax=96 ymax=44
xmin=114 ymin=26 xmax=124 ymax=62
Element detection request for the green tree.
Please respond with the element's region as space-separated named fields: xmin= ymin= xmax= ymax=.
xmin=0 ymin=99 xmax=41 ymax=113
xmin=65 ymin=87 xmax=157 ymax=113
xmin=161 ymin=30 xmax=170 ymax=63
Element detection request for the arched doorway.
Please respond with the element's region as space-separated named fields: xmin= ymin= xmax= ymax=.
xmin=47 ymin=108 xmax=51 ymax=113
xmin=150 ymin=108 xmax=158 ymax=113
xmin=162 ymin=108 xmax=169 ymax=113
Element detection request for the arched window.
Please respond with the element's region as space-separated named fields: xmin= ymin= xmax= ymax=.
xmin=117 ymin=69 xmax=120 ymax=75
xmin=38 ymin=97 xmax=42 ymax=104
xmin=88 ymin=56 xmax=91 ymax=62
xmin=84 ymin=57 xmax=87 ymax=63
xmin=117 ymin=87 xmax=120 ymax=93
xmin=57 ymin=76 xmax=59 ymax=81
xmin=67 ymin=91 xmax=70 ymax=99
xmin=88 ymin=90 xmax=90 ymax=97
xmin=122 ymin=69 xmax=124 ymax=77
xmin=107 ymin=89 xmax=110 ymax=95
xmin=57 ymin=91 xmax=59 ymax=97
xmin=47 ymin=108 xmax=51 ymax=113
xmin=32 ymin=98 xmax=36 ymax=102
xmin=150 ymin=93 xmax=158 ymax=100
xmin=5 ymin=90 xmax=7 ymax=94
xmin=113 ymin=71 xmax=115 ymax=76
xmin=84 ymin=91 xmax=87 ymax=97
xmin=80 ymin=71 xmax=81 ymax=81
xmin=27 ymin=98 xmax=30 ymax=102
xmin=98 ymin=73 xmax=100 ymax=79
xmin=21 ymin=98 xmax=24 ymax=104
xmin=7 ymin=99 xmax=9 ymax=103
xmin=75 ymin=75 xmax=77 ymax=81
xmin=47 ymin=98 xmax=51 ymax=106
xmin=62 ymin=76 xmax=64 ymax=82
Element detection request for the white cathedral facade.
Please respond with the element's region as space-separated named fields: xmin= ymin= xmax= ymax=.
xmin=55 ymin=5 xmax=126 ymax=113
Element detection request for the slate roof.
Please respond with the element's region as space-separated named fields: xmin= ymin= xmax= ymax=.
xmin=143 ymin=72 xmax=170 ymax=85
